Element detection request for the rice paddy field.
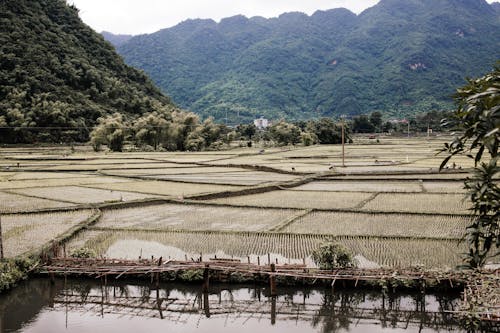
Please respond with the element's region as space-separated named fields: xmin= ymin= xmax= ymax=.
xmin=0 ymin=136 xmax=498 ymax=269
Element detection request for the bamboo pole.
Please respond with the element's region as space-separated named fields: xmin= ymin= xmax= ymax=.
xmin=270 ymin=264 xmax=277 ymax=296
xmin=341 ymin=116 xmax=345 ymax=168
xmin=0 ymin=214 xmax=3 ymax=260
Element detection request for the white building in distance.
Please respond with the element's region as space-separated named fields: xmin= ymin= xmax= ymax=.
xmin=254 ymin=117 xmax=269 ymax=130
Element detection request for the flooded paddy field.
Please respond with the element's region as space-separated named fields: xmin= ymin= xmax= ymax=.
xmin=0 ymin=278 xmax=465 ymax=333
xmin=0 ymin=137 xmax=497 ymax=269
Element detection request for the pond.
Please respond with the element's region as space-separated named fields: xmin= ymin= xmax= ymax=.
xmin=0 ymin=278 xmax=465 ymax=332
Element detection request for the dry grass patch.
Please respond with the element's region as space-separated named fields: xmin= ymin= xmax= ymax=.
xmin=207 ymin=190 xmax=372 ymax=209
xmin=284 ymin=211 xmax=469 ymax=239
xmin=0 ymin=176 xmax=129 ymax=190
xmin=2 ymin=209 xmax=94 ymax=257
xmin=7 ymin=172 xmax=93 ymax=180
xmin=0 ymin=191 xmax=72 ymax=213
xmin=422 ymin=181 xmax=466 ymax=193
xmin=88 ymin=180 xmax=243 ymax=197
xmin=292 ymin=181 xmax=422 ymax=193
xmin=97 ymin=204 xmax=300 ymax=232
xmin=362 ymin=193 xmax=470 ymax=214
xmin=104 ymin=166 xmax=242 ymax=176
xmin=11 ymin=186 xmax=154 ymax=204
xmin=146 ymin=171 xmax=299 ymax=186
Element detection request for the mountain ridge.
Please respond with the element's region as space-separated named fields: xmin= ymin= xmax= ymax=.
xmin=109 ymin=0 xmax=499 ymax=123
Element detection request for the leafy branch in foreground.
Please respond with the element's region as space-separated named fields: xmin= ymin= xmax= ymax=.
xmin=441 ymin=63 xmax=499 ymax=268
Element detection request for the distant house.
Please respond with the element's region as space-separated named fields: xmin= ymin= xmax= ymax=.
xmin=254 ymin=117 xmax=269 ymax=130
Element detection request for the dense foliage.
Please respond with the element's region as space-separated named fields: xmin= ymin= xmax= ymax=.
xmin=90 ymin=109 xmax=230 ymax=152
xmin=0 ymin=258 xmax=35 ymax=292
xmin=441 ymin=64 xmax=499 ymax=268
xmin=114 ymin=0 xmax=500 ymax=123
xmin=311 ymin=241 xmax=357 ymax=270
xmin=0 ymin=0 xmax=175 ymax=143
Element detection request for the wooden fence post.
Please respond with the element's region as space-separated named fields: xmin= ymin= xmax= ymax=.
xmin=0 ymin=214 xmax=4 ymax=260
xmin=202 ymin=264 xmax=210 ymax=293
xmin=270 ymin=263 xmax=277 ymax=296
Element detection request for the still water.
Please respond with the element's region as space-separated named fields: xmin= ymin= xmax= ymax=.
xmin=0 ymin=278 xmax=464 ymax=332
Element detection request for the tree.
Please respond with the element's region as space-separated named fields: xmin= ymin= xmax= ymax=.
xmin=90 ymin=113 xmax=126 ymax=152
xmin=351 ymin=115 xmax=375 ymax=133
xmin=441 ymin=64 xmax=499 ymax=268
xmin=305 ymin=118 xmax=344 ymax=144
xmin=133 ymin=111 xmax=169 ymax=150
xmin=269 ymin=120 xmax=301 ymax=145
xmin=369 ymin=111 xmax=383 ymax=132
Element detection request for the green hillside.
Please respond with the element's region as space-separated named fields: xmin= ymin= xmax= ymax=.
xmin=0 ymin=0 xmax=175 ymax=143
xmin=115 ymin=0 xmax=500 ymax=123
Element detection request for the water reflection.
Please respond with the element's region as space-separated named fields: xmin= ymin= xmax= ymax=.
xmin=0 ymin=278 xmax=464 ymax=332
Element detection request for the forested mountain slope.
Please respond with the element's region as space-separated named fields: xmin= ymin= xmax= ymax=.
xmin=0 ymin=0 xmax=175 ymax=143
xmin=114 ymin=0 xmax=500 ymax=123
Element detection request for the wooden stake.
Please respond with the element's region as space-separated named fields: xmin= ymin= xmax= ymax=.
xmin=0 ymin=214 xmax=3 ymax=260
xmin=341 ymin=117 xmax=345 ymax=167
xmin=270 ymin=263 xmax=277 ymax=296
xmin=202 ymin=264 xmax=210 ymax=293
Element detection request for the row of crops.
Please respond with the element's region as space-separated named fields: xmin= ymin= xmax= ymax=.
xmin=0 ymin=137 xmax=493 ymax=269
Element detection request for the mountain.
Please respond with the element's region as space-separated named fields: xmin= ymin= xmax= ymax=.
xmin=492 ymin=2 xmax=500 ymax=13
xmin=117 ymin=0 xmax=500 ymax=123
xmin=0 ymin=0 xmax=175 ymax=143
xmin=101 ymin=31 xmax=134 ymax=47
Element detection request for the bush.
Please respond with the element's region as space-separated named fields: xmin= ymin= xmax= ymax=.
xmin=70 ymin=247 xmax=96 ymax=259
xmin=311 ymin=241 xmax=357 ymax=269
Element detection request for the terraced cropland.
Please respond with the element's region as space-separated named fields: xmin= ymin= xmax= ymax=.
xmin=1 ymin=136 xmax=497 ymax=269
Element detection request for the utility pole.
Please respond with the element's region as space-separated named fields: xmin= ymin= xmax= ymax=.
xmin=0 ymin=214 xmax=4 ymax=260
xmin=407 ymin=121 xmax=410 ymax=138
xmin=341 ymin=115 xmax=346 ymax=168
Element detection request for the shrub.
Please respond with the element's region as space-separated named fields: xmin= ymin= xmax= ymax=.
xmin=311 ymin=241 xmax=357 ymax=269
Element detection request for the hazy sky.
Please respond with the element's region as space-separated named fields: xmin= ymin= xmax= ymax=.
xmin=70 ymin=0 xmax=381 ymax=35
xmin=71 ymin=0 xmax=498 ymax=35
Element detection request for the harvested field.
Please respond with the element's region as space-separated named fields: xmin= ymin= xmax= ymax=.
xmin=6 ymin=172 xmax=93 ymax=180
xmin=283 ymin=211 xmax=469 ymax=239
xmin=87 ymin=180 xmax=244 ymax=197
xmin=40 ymin=163 xmax=175 ymax=171
xmin=2 ymin=209 xmax=94 ymax=257
xmin=206 ymin=190 xmax=373 ymax=209
xmin=292 ymin=180 xmax=422 ymax=192
xmin=104 ymin=166 xmax=245 ymax=176
xmin=97 ymin=204 xmax=301 ymax=232
xmin=361 ymin=193 xmax=470 ymax=214
xmin=0 ymin=176 xmax=129 ymax=190
xmin=11 ymin=186 xmax=155 ymax=204
xmin=144 ymin=171 xmax=299 ymax=185
xmin=422 ymin=181 xmax=466 ymax=193
xmin=0 ymin=191 xmax=72 ymax=213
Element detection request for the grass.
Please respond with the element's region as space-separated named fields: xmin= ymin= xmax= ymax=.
xmin=97 ymin=203 xmax=301 ymax=232
xmin=361 ymin=193 xmax=470 ymax=214
xmin=87 ymin=180 xmax=244 ymax=197
xmin=0 ymin=176 xmax=129 ymax=190
xmin=1 ymin=210 xmax=94 ymax=257
xmin=0 ymin=191 xmax=72 ymax=213
xmin=11 ymin=186 xmax=154 ymax=204
xmin=292 ymin=181 xmax=422 ymax=192
xmin=0 ymin=137 xmax=485 ymax=270
xmin=283 ymin=211 xmax=470 ymax=239
xmin=144 ymin=171 xmax=299 ymax=185
xmin=422 ymin=181 xmax=466 ymax=193
xmin=66 ymin=229 xmax=469 ymax=269
xmin=207 ymin=190 xmax=373 ymax=209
